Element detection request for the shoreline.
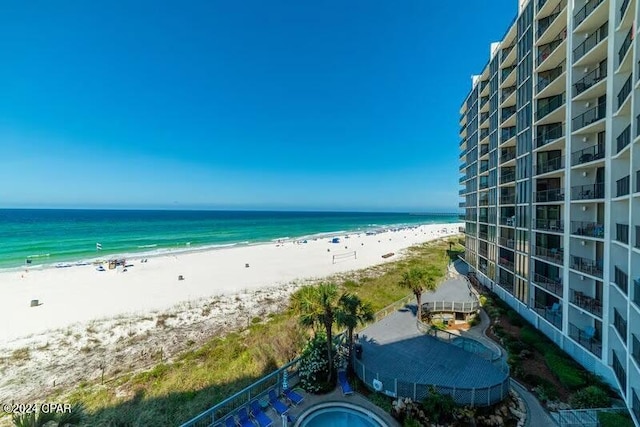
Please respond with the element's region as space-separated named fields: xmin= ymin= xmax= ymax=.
xmin=0 ymin=220 xmax=459 ymax=273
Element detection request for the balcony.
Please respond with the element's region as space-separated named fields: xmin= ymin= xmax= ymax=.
xmin=536 ymin=94 xmax=565 ymax=121
xmin=537 ymin=60 xmax=565 ymax=94
xmin=571 ymin=143 xmax=605 ymax=166
xmin=570 ymin=255 xmax=603 ymax=278
xmin=568 ymin=322 xmax=602 ymax=357
xmin=501 ymin=45 xmax=515 ymax=63
xmin=480 ymin=96 xmax=489 ymax=109
xmin=537 ymin=28 xmax=567 ymax=67
xmin=535 ymin=218 xmax=564 ymax=232
xmin=480 ymin=111 xmax=489 ymax=124
xmin=573 ymin=67 xmax=606 ymax=97
xmin=501 ymin=85 xmax=516 ymax=100
xmin=537 ymin=0 xmax=566 ymax=39
xmin=636 ymin=226 xmax=640 ymax=249
xmin=571 ymin=183 xmax=604 ymax=200
xmin=480 ymin=128 xmax=490 ymax=140
xmin=573 ymin=22 xmax=608 ymax=63
xmin=634 ymin=279 xmax=640 ymax=306
xmin=570 ymin=289 xmax=603 ymax=317
xmin=618 ymin=28 xmax=633 ymax=66
xmin=501 ymin=65 xmax=516 ymax=81
xmin=478 ymin=246 xmax=488 ymax=258
xmin=617 ymin=75 xmax=632 ymax=110
xmin=620 ymin=0 xmax=631 ymax=24
xmin=616 ymin=125 xmax=631 ymax=153
xmin=534 ymin=246 xmax=564 ymax=265
xmin=612 ymin=351 xmax=626 ymax=391
xmin=478 ymin=231 xmax=488 ymax=241
xmin=572 ymin=102 xmax=605 ymax=131
xmin=479 ymin=179 xmax=489 ymax=190
xmin=533 ymin=272 xmax=563 ymax=297
xmin=616 ymin=175 xmax=630 ymax=197
xmin=480 ymin=162 xmax=489 ymax=174
xmin=534 ymin=302 xmax=563 ymax=330
xmin=571 ymin=221 xmax=604 ymax=238
xmin=535 ymin=188 xmax=564 ymax=203
xmin=614 ymin=266 xmax=628 ymax=295
xmin=615 ymin=223 xmax=629 ymax=245
xmin=574 ymin=0 xmax=604 ymax=27
xmin=535 ymin=123 xmax=564 ymax=148
xmin=613 ymin=309 xmax=627 ymax=343
xmin=502 ymin=106 xmax=516 ymax=123
xmin=480 ymin=145 xmax=489 ymax=156
xmin=534 ymin=156 xmax=564 ymax=175
xmin=498 ymin=277 xmax=514 ymax=294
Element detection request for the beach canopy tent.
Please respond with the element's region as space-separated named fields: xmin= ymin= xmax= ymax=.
xmin=331 ymin=237 xmax=340 ymax=243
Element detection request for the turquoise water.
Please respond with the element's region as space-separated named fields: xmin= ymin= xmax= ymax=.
xmin=300 ymin=406 xmax=383 ymax=427
xmin=0 ymin=209 xmax=459 ymax=270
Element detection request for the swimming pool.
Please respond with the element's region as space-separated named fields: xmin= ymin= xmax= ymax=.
xmin=296 ymin=402 xmax=387 ymax=427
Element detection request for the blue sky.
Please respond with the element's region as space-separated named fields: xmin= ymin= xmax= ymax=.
xmin=0 ymin=0 xmax=516 ymax=212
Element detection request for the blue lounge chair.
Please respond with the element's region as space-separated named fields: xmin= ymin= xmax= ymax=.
xmin=338 ymin=370 xmax=353 ymax=395
xmin=224 ymin=416 xmax=237 ymax=427
xmin=268 ymin=389 xmax=289 ymax=415
xmin=249 ymin=401 xmax=273 ymax=427
xmin=583 ymin=326 xmax=596 ymax=341
xmin=237 ymin=408 xmax=255 ymax=427
xmin=282 ymin=388 xmax=304 ymax=406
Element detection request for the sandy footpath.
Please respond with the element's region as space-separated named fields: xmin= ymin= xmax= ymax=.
xmin=0 ymin=223 xmax=462 ymax=405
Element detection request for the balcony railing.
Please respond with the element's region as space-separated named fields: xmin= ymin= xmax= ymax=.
xmin=535 ymin=188 xmax=564 ymax=202
xmin=499 ymin=257 xmax=515 ymax=271
xmin=498 ymin=277 xmax=515 ymax=294
xmin=536 ymin=94 xmax=565 ymax=121
xmin=574 ymin=0 xmax=604 ymax=27
xmin=613 ymin=309 xmax=627 ymax=343
xmin=572 ymin=102 xmax=606 ymax=130
xmin=620 ymin=0 xmax=631 ymax=22
xmin=538 ymin=0 xmax=566 ymax=39
xmin=616 ymin=125 xmax=631 ymax=153
xmin=500 ymin=194 xmax=516 ymax=204
xmin=498 ymin=236 xmax=515 ymax=249
xmin=535 ymin=123 xmax=564 ymax=148
xmin=571 ymin=221 xmax=604 ymax=238
xmin=636 ymin=226 xmax=640 ymax=249
xmin=501 ymin=45 xmax=515 ymax=62
xmin=573 ymin=67 xmax=606 ymax=97
xmin=634 ymin=279 xmax=640 ymax=306
xmin=534 ymin=156 xmax=564 ymax=175
xmin=619 ymin=28 xmax=633 ymax=66
xmin=501 ymin=126 xmax=517 ymax=142
xmin=480 ymin=145 xmax=489 ymax=156
xmin=534 ymin=303 xmax=563 ymax=330
xmin=537 ymin=60 xmax=565 ymax=93
xmin=480 ymin=112 xmax=489 ymax=123
xmin=500 ymin=171 xmax=516 ymax=184
xmin=480 ymin=96 xmax=489 ymax=108
xmin=502 ymin=106 xmax=516 ymax=122
xmin=612 ymin=351 xmax=626 ymax=391
xmin=573 ymin=22 xmax=608 ymax=63
xmin=570 ymin=255 xmax=603 ymax=278
xmin=571 ymin=143 xmax=605 ymax=165
xmin=535 ymin=218 xmax=564 ymax=232
xmin=480 ymin=129 xmax=490 ymax=140
xmin=616 ymin=175 xmax=630 ymax=197
xmin=534 ymin=246 xmax=564 ymax=264
xmin=537 ymin=28 xmax=567 ymax=66
xmin=501 ymin=66 xmax=516 ymax=81
xmin=615 ymin=223 xmax=629 ymax=244
xmin=632 ymin=334 xmax=640 ymax=370
xmin=570 ymin=289 xmax=602 ymax=317
xmin=571 ymin=183 xmax=604 ymax=200
xmin=568 ymin=322 xmax=602 ymax=357
xmin=500 ymin=148 xmax=517 ymax=164
xmin=637 ymin=170 xmax=640 ymax=193
xmin=617 ymin=75 xmax=632 ymax=110
xmin=502 ymin=85 xmax=516 ymax=100
xmin=614 ymin=266 xmax=628 ymax=295
xmin=480 ymin=162 xmax=489 ymax=173
xmin=499 ymin=216 xmax=515 ymax=226
xmin=479 ymin=180 xmax=489 ymax=190
xmin=533 ymin=272 xmax=563 ymax=297
xmin=479 ymin=247 xmax=488 ymax=258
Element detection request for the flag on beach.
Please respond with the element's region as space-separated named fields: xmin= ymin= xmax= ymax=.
xmin=96 ymin=243 xmax=102 ymax=251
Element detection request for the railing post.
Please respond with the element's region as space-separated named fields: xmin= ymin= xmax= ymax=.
xmin=395 ymin=378 xmax=398 ymax=397
xmin=413 ymin=382 xmax=417 ymax=401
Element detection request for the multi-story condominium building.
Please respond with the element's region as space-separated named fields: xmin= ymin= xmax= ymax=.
xmin=459 ymin=0 xmax=639 ymax=423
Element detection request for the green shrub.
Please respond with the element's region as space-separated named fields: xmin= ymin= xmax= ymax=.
xmin=369 ymin=392 xmax=393 ymax=412
xmin=403 ymin=418 xmax=422 ymax=427
xmin=569 ymin=386 xmax=611 ymax=409
xmin=298 ymin=334 xmax=335 ymax=393
xmin=421 ymin=387 xmax=456 ymax=424
xmin=506 ymin=339 xmax=529 ymax=355
xmin=506 ymin=310 xmax=523 ymax=327
xmin=544 ymin=352 xmax=586 ymax=390
xmin=598 ymin=411 xmax=634 ymax=427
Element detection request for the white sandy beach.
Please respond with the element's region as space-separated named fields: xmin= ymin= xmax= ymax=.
xmin=0 ymin=223 xmax=461 ymax=344
xmin=0 ymin=223 xmax=462 ymax=406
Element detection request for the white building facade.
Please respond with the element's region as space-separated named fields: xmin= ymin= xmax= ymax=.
xmin=459 ymin=0 xmax=639 ymax=423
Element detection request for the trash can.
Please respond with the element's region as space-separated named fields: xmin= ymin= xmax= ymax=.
xmin=354 ymin=343 xmax=363 ymax=359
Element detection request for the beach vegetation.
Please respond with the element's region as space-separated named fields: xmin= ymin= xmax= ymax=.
xmin=399 ymin=266 xmax=437 ymax=322
xmin=335 ymin=292 xmax=374 ymax=373
xmin=297 ymin=333 xmax=335 ymax=393
xmin=36 ymin=237 xmax=462 ymax=426
xmin=10 ymin=347 xmax=30 ymax=362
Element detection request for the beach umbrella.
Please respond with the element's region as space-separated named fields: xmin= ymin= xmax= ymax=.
xmin=282 ymin=369 xmax=288 ymax=391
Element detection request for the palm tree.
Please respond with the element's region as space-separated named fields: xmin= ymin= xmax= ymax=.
xmin=336 ymin=292 xmax=374 ymax=373
xmin=291 ymin=283 xmax=340 ymax=382
xmin=400 ymin=267 xmax=438 ymax=321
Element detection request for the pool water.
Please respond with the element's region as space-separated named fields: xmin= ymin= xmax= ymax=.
xmin=299 ymin=406 xmax=384 ymax=427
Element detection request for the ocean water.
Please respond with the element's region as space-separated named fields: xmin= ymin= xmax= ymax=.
xmin=0 ymin=209 xmax=459 ymax=270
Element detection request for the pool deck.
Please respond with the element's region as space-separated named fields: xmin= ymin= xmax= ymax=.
xmin=357 ymin=304 xmax=507 ymax=389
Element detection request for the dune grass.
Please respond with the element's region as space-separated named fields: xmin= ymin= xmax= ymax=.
xmin=42 ymin=236 xmax=463 ymax=426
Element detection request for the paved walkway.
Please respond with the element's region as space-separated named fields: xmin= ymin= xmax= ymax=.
xmin=449 ymin=260 xmax=559 ymax=427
